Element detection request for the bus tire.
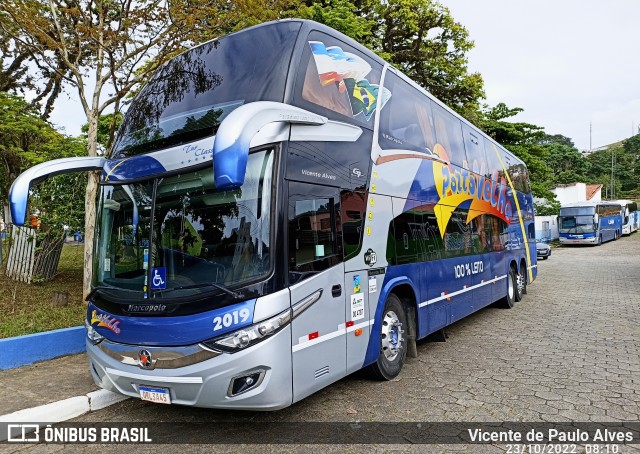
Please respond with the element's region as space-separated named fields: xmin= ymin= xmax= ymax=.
xmin=516 ymin=266 xmax=526 ymax=301
xmin=365 ymin=294 xmax=408 ymax=381
xmin=597 ymin=235 xmax=602 ymax=246
xmin=499 ymin=267 xmax=517 ymax=309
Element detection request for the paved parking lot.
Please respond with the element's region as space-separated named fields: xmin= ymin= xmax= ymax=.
xmin=14 ymin=234 xmax=639 ymax=452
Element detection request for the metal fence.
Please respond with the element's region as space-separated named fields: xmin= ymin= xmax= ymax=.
xmin=2 ymin=224 xmax=67 ymax=284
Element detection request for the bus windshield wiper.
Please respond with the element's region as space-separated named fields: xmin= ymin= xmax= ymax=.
xmin=157 ymin=282 xmax=243 ymax=299
xmin=86 ymin=285 xmax=141 ymax=301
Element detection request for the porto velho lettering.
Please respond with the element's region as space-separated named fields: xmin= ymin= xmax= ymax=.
xmin=441 ymin=166 xmax=513 ymax=223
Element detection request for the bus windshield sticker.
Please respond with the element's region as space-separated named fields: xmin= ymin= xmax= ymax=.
xmin=151 ymin=267 xmax=167 ymax=290
xmin=368 ymin=276 xmax=377 ymax=294
xmin=350 ymin=293 xmax=365 ymax=321
xmin=364 ymin=248 xmax=377 ymax=267
xmin=353 ymin=275 xmax=361 ymax=294
xmin=308 ymin=41 xmax=391 ymax=121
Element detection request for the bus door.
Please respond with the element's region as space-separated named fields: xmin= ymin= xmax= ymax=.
xmin=288 ymin=182 xmax=347 ymax=402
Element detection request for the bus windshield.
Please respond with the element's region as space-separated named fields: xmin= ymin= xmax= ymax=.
xmin=93 ymin=149 xmax=274 ymax=299
xmin=111 ymin=21 xmax=301 ymax=157
xmin=558 ymin=215 xmax=595 ymax=234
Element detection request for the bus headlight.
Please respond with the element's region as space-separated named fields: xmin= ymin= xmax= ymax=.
xmin=202 ymin=308 xmax=291 ymax=353
xmin=85 ymin=320 xmax=104 ymax=345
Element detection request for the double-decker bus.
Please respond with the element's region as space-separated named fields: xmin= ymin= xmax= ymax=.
xmin=558 ymin=201 xmax=623 ymax=245
xmin=616 ymin=200 xmax=639 ymax=235
xmin=9 ymin=20 xmax=536 ymax=410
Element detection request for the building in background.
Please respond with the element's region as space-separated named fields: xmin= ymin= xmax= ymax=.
xmin=552 ymin=182 xmax=602 ymax=205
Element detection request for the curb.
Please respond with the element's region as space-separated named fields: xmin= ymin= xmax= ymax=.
xmin=0 ymin=389 xmax=129 ymax=441
xmin=0 ymin=326 xmax=86 ymax=370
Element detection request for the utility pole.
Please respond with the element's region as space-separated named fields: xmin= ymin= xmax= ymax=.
xmin=611 ymin=147 xmax=616 ymax=200
xmin=589 ymin=122 xmax=592 ymax=152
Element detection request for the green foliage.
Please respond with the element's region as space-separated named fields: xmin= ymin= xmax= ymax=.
xmin=81 ymin=112 xmax=123 ymax=151
xmin=0 ymin=92 xmax=86 ymax=230
xmin=296 ymin=0 xmax=374 ymax=45
xmin=586 ymin=142 xmax=640 ymax=199
xmin=535 ymin=199 xmax=561 ymax=216
xmin=371 ymin=0 xmax=485 ymax=123
xmin=544 ymin=142 xmax=590 ymax=185
xmin=0 ymin=244 xmax=85 ymax=337
xmin=479 ymin=103 xmax=553 ymax=199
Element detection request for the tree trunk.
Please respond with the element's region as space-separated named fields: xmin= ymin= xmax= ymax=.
xmin=4 ymin=204 xmax=11 ymax=224
xmin=83 ymin=113 xmax=100 ymax=300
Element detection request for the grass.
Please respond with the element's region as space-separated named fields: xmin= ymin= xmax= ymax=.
xmin=0 ymin=242 xmax=86 ymax=338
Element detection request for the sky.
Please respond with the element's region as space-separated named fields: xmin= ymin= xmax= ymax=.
xmin=48 ymin=1 xmax=640 ymax=151
xmin=443 ymin=0 xmax=640 ymax=151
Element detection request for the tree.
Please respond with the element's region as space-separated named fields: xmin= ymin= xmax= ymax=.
xmin=0 ymin=25 xmax=68 ymax=118
xmin=0 ymin=0 xmax=225 ymax=298
xmin=368 ymin=0 xmax=485 ymax=123
xmin=480 ymin=103 xmax=553 ymax=194
xmin=538 ymin=133 xmax=574 ymax=148
xmin=544 ymin=143 xmax=590 ymax=185
xmin=0 ymin=92 xmax=82 ymax=219
xmin=586 ymin=145 xmax=639 ymax=199
xmin=80 ymin=112 xmax=123 ymax=152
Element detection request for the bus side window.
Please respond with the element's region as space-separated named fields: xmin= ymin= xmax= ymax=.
xmin=415 ymin=204 xmax=443 ymax=261
xmin=508 ymin=163 xmax=531 ymax=193
xmin=288 ymin=182 xmax=342 ymax=284
xmin=461 ymin=125 xmax=486 ymax=176
xmin=488 ymin=216 xmax=508 ymax=252
xmin=483 ymin=140 xmax=506 ymax=181
xmin=443 ymin=209 xmax=476 ymax=258
xmin=472 ymin=212 xmax=491 ymax=254
xmin=378 ymin=72 xmax=436 ymax=153
xmin=390 ymin=210 xmax=421 ymax=265
xmin=341 ymin=190 xmax=366 ymax=261
xmin=432 ymin=104 xmax=467 ymax=169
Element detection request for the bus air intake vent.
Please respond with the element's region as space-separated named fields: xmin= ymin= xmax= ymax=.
xmin=314 ymin=366 xmax=330 ymax=379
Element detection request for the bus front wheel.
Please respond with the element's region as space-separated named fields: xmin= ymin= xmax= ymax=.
xmin=365 ymin=294 xmax=408 ymax=380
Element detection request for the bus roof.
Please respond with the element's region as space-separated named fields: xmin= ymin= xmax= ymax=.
xmin=214 ymin=19 xmax=527 ymax=170
xmin=561 ymin=201 xmax=621 ymax=208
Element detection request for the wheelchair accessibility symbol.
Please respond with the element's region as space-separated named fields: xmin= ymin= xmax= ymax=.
xmin=151 ymin=267 xmax=166 ymax=290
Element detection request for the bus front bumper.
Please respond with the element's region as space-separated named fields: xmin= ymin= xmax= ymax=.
xmin=86 ymin=325 xmax=293 ymax=410
xmin=559 ymin=236 xmax=597 ymax=244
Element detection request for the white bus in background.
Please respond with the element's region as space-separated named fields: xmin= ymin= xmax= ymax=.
xmin=616 ymin=200 xmax=639 ymax=235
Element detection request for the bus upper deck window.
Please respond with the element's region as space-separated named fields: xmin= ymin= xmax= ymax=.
xmin=296 ymin=31 xmax=383 ymax=128
xmin=378 ymin=72 xmax=437 ymax=154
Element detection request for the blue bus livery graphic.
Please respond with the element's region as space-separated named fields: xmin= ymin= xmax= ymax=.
xmin=9 ymin=20 xmax=536 ymax=410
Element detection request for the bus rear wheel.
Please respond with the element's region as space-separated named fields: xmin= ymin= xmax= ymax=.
xmin=515 ymin=267 xmax=526 ymax=301
xmin=498 ymin=267 xmax=517 ymax=309
xmin=365 ymin=294 xmax=408 ymax=380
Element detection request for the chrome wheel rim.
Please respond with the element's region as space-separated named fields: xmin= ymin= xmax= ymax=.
xmin=517 ymin=271 xmax=525 ymax=295
xmin=508 ymin=273 xmax=515 ymax=299
xmin=381 ymin=310 xmax=404 ymax=361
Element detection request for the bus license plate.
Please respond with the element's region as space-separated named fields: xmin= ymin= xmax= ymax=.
xmin=139 ymin=386 xmax=171 ymax=404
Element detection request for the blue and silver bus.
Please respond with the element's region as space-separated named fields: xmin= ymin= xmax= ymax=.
xmin=558 ymin=201 xmax=623 ymax=245
xmin=616 ymin=200 xmax=638 ymax=235
xmin=9 ymin=20 xmax=537 ymax=410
